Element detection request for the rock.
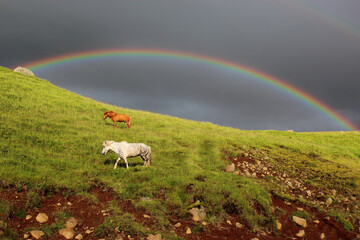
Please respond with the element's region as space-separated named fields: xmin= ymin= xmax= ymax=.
xmin=313 ymin=220 xmax=320 ymax=224
xmin=326 ymin=198 xmax=333 ymax=207
xmin=174 ymin=223 xmax=181 ymax=228
xmin=85 ymin=229 xmax=93 ymax=234
xmin=292 ymin=216 xmax=307 ymax=228
xmin=59 ymin=228 xmax=75 ymax=239
xmin=147 ymin=233 xmax=162 ymax=240
xmin=320 ymin=233 xmax=325 ymax=239
xmin=225 ymin=163 xmax=235 ymax=172
xmin=13 ymin=66 xmax=34 ymax=76
xmin=235 ymin=222 xmax=243 ymax=228
xmin=36 ymin=213 xmax=49 ymax=223
xmin=75 ymin=234 xmax=83 ymax=240
xmin=186 ymin=228 xmax=192 ymax=234
xmin=24 ymin=233 xmax=29 ymax=239
xmin=30 ymin=230 xmax=44 ymax=239
xmin=26 ymin=215 xmax=32 ymax=220
xmin=140 ymin=197 xmax=152 ymax=202
xmin=258 ymin=230 xmax=267 ymax=236
xmin=244 ymin=170 xmax=251 ymax=177
xmin=65 ymin=217 xmax=78 ymax=229
xmin=276 ymin=220 xmax=282 ymax=230
xmin=296 ymin=230 xmax=305 ymax=237
xmin=189 ymin=206 xmax=206 ymax=222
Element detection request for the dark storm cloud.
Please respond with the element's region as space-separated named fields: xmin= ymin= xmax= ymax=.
xmin=1 ymin=0 xmax=359 ymax=131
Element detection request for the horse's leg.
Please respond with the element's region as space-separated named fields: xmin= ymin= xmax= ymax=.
xmin=114 ymin=157 xmax=121 ymax=169
xmin=141 ymin=155 xmax=147 ymax=166
xmin=123 ymin=157 xmax=129 ymax=169
xmin=141 ymin=152 xmax=150 ymax=167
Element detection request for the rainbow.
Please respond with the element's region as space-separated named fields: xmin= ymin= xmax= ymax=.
xmin=286 ymin=0 xmax=360 ymax=41
xmin=23 ymin=48 xmax=358 ymax=131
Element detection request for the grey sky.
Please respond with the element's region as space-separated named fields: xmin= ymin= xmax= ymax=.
xmin=1 ymin=0 xmax=359 ymax=131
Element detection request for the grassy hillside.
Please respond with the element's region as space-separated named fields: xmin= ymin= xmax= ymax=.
xmin=0 ymin=66 xmax=359 ymax=239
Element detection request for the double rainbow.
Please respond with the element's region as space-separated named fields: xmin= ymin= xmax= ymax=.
xmin=23 ymin=48 xmax=358 ymax=131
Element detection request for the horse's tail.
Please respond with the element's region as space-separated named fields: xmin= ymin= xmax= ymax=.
xmin=128 ymin=115 xmax=131 ymax=128
xmin=146 ymin=147 xmax=151 ymax=166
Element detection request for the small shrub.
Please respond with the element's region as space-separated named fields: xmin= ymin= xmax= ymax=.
xmin=0 ymin=200 xmax=12 ymax=219
xmin=53 ymin=210 xmax=72 ymax=224
xmin=329 ymin=211 xmax=354 ymax=231
xmin=191 ymin=224 xmax=204 ymax=233
xmin=26 ymin=191 xmax=41 ymax=209
xmin=95 ymin=205 xmax=148 ymax=238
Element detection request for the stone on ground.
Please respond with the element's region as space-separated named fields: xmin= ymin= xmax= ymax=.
xmin=292 ymin=216 xmax=307 ymax=228
xmin=36 ymin=213 xmax=49 ymax=223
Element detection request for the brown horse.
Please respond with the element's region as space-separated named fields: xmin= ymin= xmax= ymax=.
xmin=103 ymin=111 xmax=131 ymax=128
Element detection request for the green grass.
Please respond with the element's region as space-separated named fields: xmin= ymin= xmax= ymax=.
xmin=1 ymin=66 xmax=360 ymax=237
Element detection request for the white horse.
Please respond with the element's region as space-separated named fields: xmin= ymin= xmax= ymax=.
xmin=102 ymin=141 xmax=151 ymax=169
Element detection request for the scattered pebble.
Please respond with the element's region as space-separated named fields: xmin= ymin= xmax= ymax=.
xmin=65 ymin=217 xmax=78 ymax=229
xmin=35 ymin=213 xmax=48 ymax=223
xmin=296 ymin=230 xmax=305 ymax=237
xmin=147 ymin=233 xmax=162 ymax=240
xmin=235 ymin=222 xmax=243 ymax=229
xmin=292 ymin=216 xmax=307 ymax=228
xmin=30 ymin=230 xmax=44 ymax=239
xmin=59 ymin=228 xmax=75 ymax=239
xmin=75 ymin=234 xmax=83 ymax=240
xmin=326 ymin=198 xmax=333 ymax=207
